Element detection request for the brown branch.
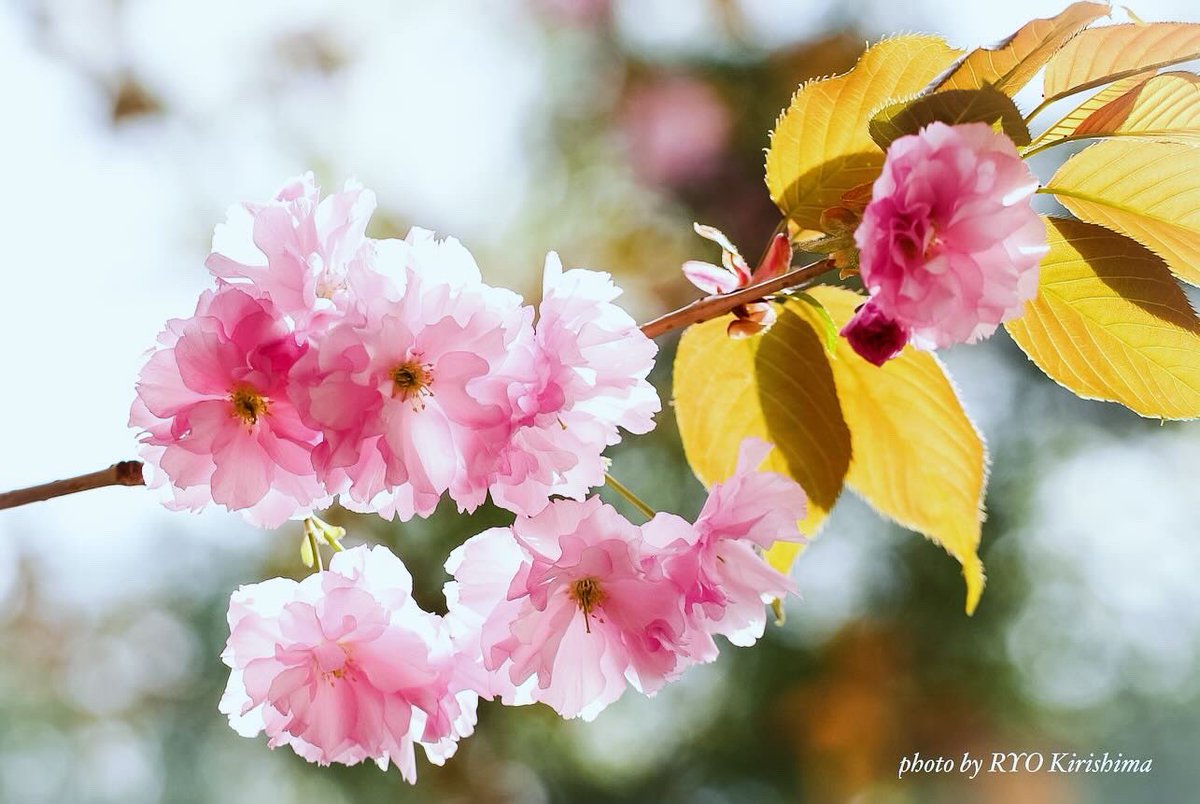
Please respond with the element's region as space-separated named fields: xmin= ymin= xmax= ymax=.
xmin=639 ymin=258 xmax=834 ymax=339
xmin=0 ymin=461 xmax=145 ymax=511
xmin=0 ymin=257 xmax=835 ymax=511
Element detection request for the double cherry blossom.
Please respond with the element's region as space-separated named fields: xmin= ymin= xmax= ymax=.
xmin=220 ymin=439 xmax=808 ymax=776
xmin=131 ymin=173 xmax=659 ymax=525
xmin=140 ymin=128 xmax=1042 ymax=780
xmin=843 ymin=122 xmax=1048 ymax=364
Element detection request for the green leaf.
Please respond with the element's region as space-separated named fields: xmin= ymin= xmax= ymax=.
xmin=869 ymin=85 xmax=1031 ymax=151
xmin=930 ymin=2 xmax=1109 ymax=95
xmin=1045 ymin=139 xmax=1200 ymax=286
xmin=791 ymin=291 xmax=839 ymax=354
xmin=1006 ymin=217 xmax=1200 ymax=419
xmin=766 ymin=35 xmax=962 ymax=232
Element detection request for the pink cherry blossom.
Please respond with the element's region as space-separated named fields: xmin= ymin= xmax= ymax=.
xmin=220 ymin=545 xmax=478 ymax=782
xmin=445 ymin=497 xmax=692 ymax=721
xmin=290 ymin=234 xmax=527 ymax=520
xmin=486 ymin=253 xmax=660 ymax=516
xmin=130 ymin=286 xmax=327 ymax=527
xmin=681 ymin=438 xmax=808 ymax=646
xmin=853 ymin=122 xmax=1047 ymax=354
xmin=206 ymin=172 xmax=376 ymax=332
xmin=840 ymin=298 xmax=911 ymax=367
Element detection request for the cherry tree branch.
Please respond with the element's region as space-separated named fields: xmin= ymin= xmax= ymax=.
xmin=0 ymin=461 xmax=145 ymax=511
xmin=0 ymin=256 xmax=835 ymax=512
xmin=639 ymin=257 xmax=834 ymax=339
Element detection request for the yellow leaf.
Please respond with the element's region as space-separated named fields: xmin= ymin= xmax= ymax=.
xmin=1041 ymin=23 xmax=1200 ymax=109
xmin=796 ymin=287 xmax=988 ymax=615
xmin=1027 ymin=71 xmax=1200 ymax=155
xmin=932 ymin=1 xmax=1109 ymax=95
xmin=1024 ymin=72 xmax=1154 ymax=153
xmin=765 ymin=35 xmax=961 ymax=232
xmin=673 ymin=292 xmax=988 ymax=614
xmin=1045 ymin=140 xmax=1200 ymax=286
xmin=673 ymin=304 xmax=852 ymax=569
xmin=1005 ymin=217 xmax=1200 ymax=419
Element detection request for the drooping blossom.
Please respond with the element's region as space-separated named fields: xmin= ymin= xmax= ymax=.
xmin=445 ymin=497 xmax=694 ymax=720
xmin=849 ymin=122 xmax=1047 ymax=359
xmin=206 ymin=172 xmax=376 ymax=332
xmin=487 ymin=253 xmax=660 ymax=516
xmin=839 ymin=298 xmax=910 ymax=367
xmin=289 ymin=232 xmax=528 ymax=520
xmin=645 ymin=438 xmax=808 ymax=651
xmin=682 ymin=223 xmax=792 ymax=337
xmin=219 ymin=545 xmax=478 ymax=782
xmin=130 ymin=285 xmax=327 ymax=527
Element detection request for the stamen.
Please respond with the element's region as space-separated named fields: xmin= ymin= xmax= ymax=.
xmin=229 ymin=386 xmax=269 ymax=426
xmin=568 ymin=577 xmax=606 ymax=634
xmin=391 ymin=359 xmax=434 ymax=409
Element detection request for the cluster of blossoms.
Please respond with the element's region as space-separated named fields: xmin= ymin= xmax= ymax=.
xmin=131 ymin=173 xmax=812 ymax=781
xmin=220 ymin=439 xmax=808 ymax=777
xmin=840 ymin=122 xmax=1048 ymax=365
xmin=150 ymin=119 xmax=1043 ymax=782
xmin=130 ymin=173 xmax=659 ymax=526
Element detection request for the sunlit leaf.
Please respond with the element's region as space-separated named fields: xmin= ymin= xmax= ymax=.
xmin=1027 ymin=71 xmax=1200 ymax=155
xmin=1024 ymin=72 xmax=1154 ymax=153
xmin=766 ymin=35 xmax=961 ymax=231
xmin=674 ymin=291 xmax=988 ymax=614
xmin=930 ymin=1 xmax=1109 ymax=95
xmin=1045 ymin=140 xmax=1200 ymax=286
xmin=795 ymin=286 xmax=988 ymax=615
xmin=1006 ymin=217 xmax=1200 ymax=420
xmin=1042 ymin=23 xmax=1200 ymax=108
xmin=869 ymin=85 xmax=1031 ymax=151
xmin=673 ymin=304 xmax=852 ymax=576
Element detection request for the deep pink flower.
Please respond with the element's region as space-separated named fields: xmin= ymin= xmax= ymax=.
xmin=445 ymin=497 xmax=692 ymax=720
xmin=645 ymin=439 xmax=807 ymax=650
xmin=840 ymin=299 xmax=911 ymax=366
xmin=219 ymin=546 xmax=477 ymax=781
xmin=130 ymin=286 xmax=327 ymax=527
xmin=290 ymin=233 xmax=527 ymax=520
xmin=206 ymin=173 xmax=376 ymax=332
xmin=487 ymin=253 xmax=659 ymax=516
xmin=854 ymin=122 xmax=1047 ymax=351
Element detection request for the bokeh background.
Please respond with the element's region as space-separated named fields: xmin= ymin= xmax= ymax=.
xmin=2 ymin=1 xmax=1200 ymax=801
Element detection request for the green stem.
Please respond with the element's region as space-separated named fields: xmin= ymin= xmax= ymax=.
xmin=306 ymin=526 xmax=324 ymax=572
xmin=603 ymin=472 xmax=656 ymax=521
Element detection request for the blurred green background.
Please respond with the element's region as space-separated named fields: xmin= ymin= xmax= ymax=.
xmin=2 ymin=1 xmax=1199 ymax=801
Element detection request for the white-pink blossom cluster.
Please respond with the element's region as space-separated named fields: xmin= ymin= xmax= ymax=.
xmin=444 ymin=438 xmax=808 ymax=720
xmin=220 ymin=545 xmax=479 ymax=781
xmin=220 ymin=439 xmax=807 ymax=780
xmin=130 ymin=174 xmax=660 ymax=526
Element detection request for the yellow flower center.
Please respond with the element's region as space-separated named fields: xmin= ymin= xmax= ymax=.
xmin=391 ymin=360 xmax=434 ymax=408
xmin=229 ymin=386 xmax=268 ymax=426
xmin=569 ymin=577 xmax=606 ymax=633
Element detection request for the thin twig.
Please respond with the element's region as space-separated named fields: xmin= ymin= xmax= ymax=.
xmin=639 ymin=257 xmax=834 ymax=339
xmin=0 ymin=461 xmax=145 ymax=511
